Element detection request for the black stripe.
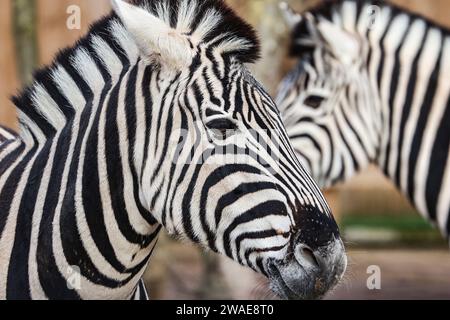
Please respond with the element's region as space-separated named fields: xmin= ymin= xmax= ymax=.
xmin=407 ymin=43 xmax=443 ymax=202
xmin=394 ymin=26 xmax=427 ymax=186
xmin=7 ymin=143 xmax=49 ymax=300
xmin=223 ymin=200 xmax=288 ymax=259
xmin=125 ymin=63 xmax=157 ymax=225
xmin=425 ymin=94 xmax=450 ymax=220
xmin=384 ymin=19 xmax=412 ymax=173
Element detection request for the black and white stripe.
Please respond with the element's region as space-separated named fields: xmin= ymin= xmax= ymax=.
xmin=0 ymin=0 xmax=346 ymax=300
xmin=277 ymin=0 xmax=450 ymax=240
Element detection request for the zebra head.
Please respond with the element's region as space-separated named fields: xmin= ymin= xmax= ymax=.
xmin=113 ymin=0 xmax=346 ymax=299
xmin=277 ymin=2 xmax=380 ymax=188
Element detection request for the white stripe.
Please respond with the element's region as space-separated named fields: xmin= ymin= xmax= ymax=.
xmin=388 ymin=19 xmax=426 ymax=179
xmin=378 ymin=13 xmax=410 ymax=168
xmin=436 ymin=38 xmax=450 ymax=233
xmin=438 ymin=150 xmax=450 ymax=234
xmin=341 ymin=1 xmax=357 ymax=33
xmin=367 ymin=6 xmax=391 ymax=166
xmin=415 ymin=34 xmax=448 ymax=220
xmin=0 ymin=127 xmax=15 ymax=141
xmin=31 ymin=83 xmax=67 ymax=132
xmin=116 ymin=72 xmax=154 ymax=240
xmin=0 ymin=144 xmax=41 ymax=299
xmin=50 ymin=56 xmax=143 ymax=301
xmin=28 ymin=141 xmax=59 ymax=299
xmin=73 ymin=67 xmax=134 ymax=281
xmin=398 ymin=28 xmax=442 ymax=213
xmin=110 ymin=21 xmax=139 ymax=65
xmin=0 ymin=140 xmax=21 ymax=163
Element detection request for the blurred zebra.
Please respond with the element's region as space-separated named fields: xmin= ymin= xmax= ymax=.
xmin=277 ymin=0 xmax=450 ymax=241
xmin=0 ymin=0 xmax=346 ymax=300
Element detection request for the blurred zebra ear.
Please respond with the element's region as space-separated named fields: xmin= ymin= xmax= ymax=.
xmin=111 ymin=0 xmax=193 ymax=69
xmin=279 ymin=2 xmax=302 ymax=30
xmin=316 ymin=19 xmax=360 ymax=66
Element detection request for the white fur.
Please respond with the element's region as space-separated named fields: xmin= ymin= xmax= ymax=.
xmin=0 ymin=142 xmax=43 ymax=299
xmin=436 ymin=38 xmax=450 ymax=233
xmin=414 ymin=29 xmax=446 ymax=220
xmin=193 ymin=8 xmax=222 ymax=41
xmin=0 ymin=127 xmax=15 ymax=141
xmin=112 ymin=0 xmax=194 ymax=69
xmin=388 ymin=19 xmax=425 ymax=181
xmin=317 ymin=19 xmax=360 ymax=66
xmin=279 ymin=2 xmax=302 ymax=29
xmin=31 ymin=84 xmax=67 ymax=132
xmin=176 ymin=0 xmax=198 ymax=32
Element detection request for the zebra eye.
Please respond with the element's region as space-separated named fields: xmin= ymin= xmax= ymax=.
xmin=303 ymin=95 xmax=326 ymax=109
xmin=206 ymin=118 xmax=237 ymax=138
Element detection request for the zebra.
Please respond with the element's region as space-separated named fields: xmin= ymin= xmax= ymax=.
xmin=277 ymin=0 xmax=450 ymax=243
xmin=0 ymin=0 xmax=346 ymax=300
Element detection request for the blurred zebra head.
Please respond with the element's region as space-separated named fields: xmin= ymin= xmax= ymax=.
xmin=113 ymin=0 xmax=346 ymax=299
xmin=277 ymin=1 xmax=380 ymax=189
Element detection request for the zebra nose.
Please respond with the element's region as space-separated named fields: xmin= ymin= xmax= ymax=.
xmin=294 ymin=238 xmax=347 ymax=283
xmin=270 ymin=237 xmax=347 ymax=300
xmin=294 ymin=244 xmax=320 ymax=270
xmin=293 ymin=205 xmax=340 ymax=250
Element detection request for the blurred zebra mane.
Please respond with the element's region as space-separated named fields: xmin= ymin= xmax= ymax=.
xmin=289 ymin=0 xmax=450 ymax=57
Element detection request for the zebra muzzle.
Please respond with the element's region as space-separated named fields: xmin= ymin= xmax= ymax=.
xmin=267 ymin=237 xmax=347 ymax=300
xmin=267 ymin=206 xmax=347 ymax=300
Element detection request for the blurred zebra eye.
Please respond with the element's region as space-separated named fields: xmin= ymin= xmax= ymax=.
xmin=206 ymin=118 xmax=237 ymax=138
xmin=303 ymin=95 xmax=326 ymax=109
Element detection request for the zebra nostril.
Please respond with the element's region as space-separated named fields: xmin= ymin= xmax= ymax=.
xmin=295 ymin=244 xmax=320 ymax=269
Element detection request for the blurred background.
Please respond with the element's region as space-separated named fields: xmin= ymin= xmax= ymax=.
xmin=1 ymin=0 xmax=450 ymax=299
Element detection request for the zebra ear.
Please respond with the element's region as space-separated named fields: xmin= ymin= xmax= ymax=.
xmin=111 ymin=0 xmax=193 ymax=69
xmin=279 ymin=2 xmax=302 ymax=30
xmin=316 ymin=19 xmax=360 ymax=66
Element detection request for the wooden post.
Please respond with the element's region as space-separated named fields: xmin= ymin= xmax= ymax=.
xmin=0 ymin=0 xmax=19 ymax=129
xmin=12 ymin=0 xmax=39 ymax=86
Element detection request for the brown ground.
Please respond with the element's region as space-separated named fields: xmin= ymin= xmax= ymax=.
xmin=327 ymin=249 xmax=450 ymax=300
xmin=146 ymin=247 xmax=450 ymax=300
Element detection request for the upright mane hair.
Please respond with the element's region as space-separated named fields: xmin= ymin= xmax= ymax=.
xmin=131 ymin=0 xmax=260 ymax=62
xmin=12 ymin=0 xmax=260 ymax=144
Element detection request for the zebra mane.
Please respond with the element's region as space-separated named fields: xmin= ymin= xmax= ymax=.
xmin=289 ymin=0 xmax=450 ymax=57
xmin=12 ymin=0 xmax=260 ymax=144
xmin=131 ymin=0 xmax=260 ymax=62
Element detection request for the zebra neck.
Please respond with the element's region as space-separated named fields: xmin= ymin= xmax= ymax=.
xmin=8 ymin=16 xmax=167 ymax=298
xmin=363 ymin=6 xmax=450 ymax=232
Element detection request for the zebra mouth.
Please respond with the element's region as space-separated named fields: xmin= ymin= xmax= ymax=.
xmin=267 ymin=261 xmax=323 ymax=300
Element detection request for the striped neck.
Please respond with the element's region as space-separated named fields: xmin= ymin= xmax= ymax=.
xmin=9 ymin=16 xmax=166 ymax=299
xmin=301 ymin=0 xmax=450 ymax=231
xmin=343 ymin=1 xmax=450 ymax=231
